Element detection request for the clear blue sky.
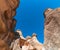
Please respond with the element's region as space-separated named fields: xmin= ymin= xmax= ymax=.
xmin=14 ymin=0 xmax=60 ymax=43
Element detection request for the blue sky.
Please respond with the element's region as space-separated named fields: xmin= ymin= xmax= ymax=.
xmin=14 ymin=0 xmax=60 ymax=43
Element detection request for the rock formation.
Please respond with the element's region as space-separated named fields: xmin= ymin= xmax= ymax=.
xmin=10 ymin=30 xmax=43 ymax=50
xmin=0 ymin=0 xmax=60 ymax=50
xmin=0 ymin=0 xmax=19 ymax=50
xmin=0 ymin=39 xmax=11 ymax=50
xmin=44 ymin=8 xmax=60 ymax=50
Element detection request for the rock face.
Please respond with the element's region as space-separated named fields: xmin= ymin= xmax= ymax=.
xmin=0 ymin=0 xmax=19 ymax=50
xmin=0 ymin=39 xmax=11 ymax=50
xmin=10 ymin=30 xmax=43 ymax=50
xmin=44 ymin=8 xmax=60 ymax=50
xmin=1 ymin=0 xmax=60 ymax=50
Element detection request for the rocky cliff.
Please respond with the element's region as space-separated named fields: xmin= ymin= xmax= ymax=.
xmin=0 ymin=0 xmax=19 ymax=50
xmin=44 ymin=8 xmax=60 ymax=50
xmin=0 ymin=0 xmax=60 ymax=50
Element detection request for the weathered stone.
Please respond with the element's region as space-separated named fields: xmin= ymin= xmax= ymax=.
xmin=0 ymin=39 xmax=11 ymax=50
xmin=44 ymin=8 xmax=60 ymax=50
xmin=10 ymin=30 xmax=43 ymax=50
xmin=0 ymin=0 xmax=19 ymax=47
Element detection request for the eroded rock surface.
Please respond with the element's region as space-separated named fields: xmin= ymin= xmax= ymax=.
xmin=1 ymin=0 xmax=60 ymax=50
xmin=44 ymin=8 xmax=60 ymax=50
xmin=0 ymin=0 xmax=19 ymax=50
xmin=0 ymin=39 xmax=11 ymax=50
xmin=10 ymin=30 xmax=43 ymax=50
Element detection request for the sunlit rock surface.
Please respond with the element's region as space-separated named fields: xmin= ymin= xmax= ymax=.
xmin=0 ymin=0 xmax=60 ymax=49
xmin=44 ymin=8 xmax=60 ymax=50
xmin=0 ymin=0 xmax=19 ymax=50
xmin=10 ymin=8 xmax=60 ymax=50
xmin=10 ymin=30 xmax=43 ymax=50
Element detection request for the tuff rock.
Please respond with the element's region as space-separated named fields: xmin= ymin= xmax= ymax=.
xmin=10 ymin=30 xmax=43 ymax=50
xmin=0 ymin=0 xmax=60 ymax=50
xmin=44 ymin=8 xmax=60 ymax=50
xmin=0 ymin=0 xmax=19 ymax=50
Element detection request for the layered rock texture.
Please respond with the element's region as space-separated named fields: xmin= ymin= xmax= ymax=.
xmin=0 ymin=0 xmax=19 ymax=50
xmin=44 ymin=8 xmax=60 ymax=50
xmin=0 ymin=39 xmax=11 ymax=50
xmin=0 ymin=0 xmax=60 ymax=50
